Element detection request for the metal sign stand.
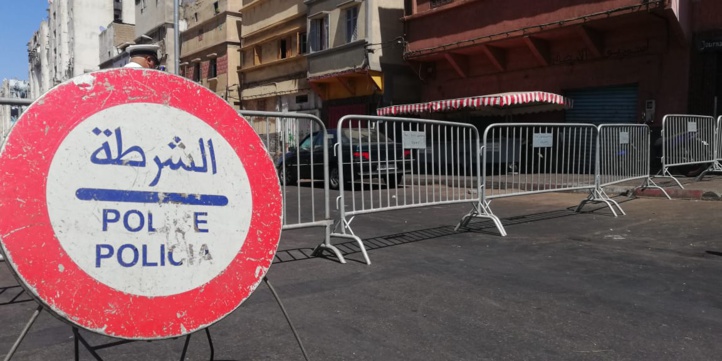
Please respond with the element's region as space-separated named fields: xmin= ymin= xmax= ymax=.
xmin=3 ymin=278 xmax=309 ymax=361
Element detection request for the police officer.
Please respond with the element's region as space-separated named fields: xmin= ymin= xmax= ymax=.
xmin=124 ymin=44 xmax=161 ymax=69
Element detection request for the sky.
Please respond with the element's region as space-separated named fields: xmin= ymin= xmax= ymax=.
xmin=0 ymin=1 xmax=49 ymax=81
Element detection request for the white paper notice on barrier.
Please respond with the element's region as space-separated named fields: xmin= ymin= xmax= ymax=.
xmin=533 ymin=133 xmax=553 ymax=148
xmin=403 ymin=131 xmax=426 ymax=149
xmin=688 ymin=122 xmax=698 ymax=132
xmin=619 ymin=131 xmax=629 ymax=144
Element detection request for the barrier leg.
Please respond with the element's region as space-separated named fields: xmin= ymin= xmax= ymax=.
xmin=3 ymin=305 xmax=42 ymax=361
xmin=710 ymin=161 xmax=722 ymax=173
xmin=655 ymin=167 xmax=684 ymax=189
xmin=311 ymin=222 xmax=347 ymax=264
xmin=454 ymin=201 xmax=507 ymax=237
xmin=576 ymin=188 xmax=624 ymax=217
xmin=636 ymin=177 xmax=672 ymax=200
xmin=327 ymin=217 xmax=371 ymax=265
xmin=263 ymin=277 xmax=310 ymax=361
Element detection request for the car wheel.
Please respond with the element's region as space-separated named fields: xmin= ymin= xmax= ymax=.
xmin=278 ymin=166 xmax=297 ymax=186
xmin=329 ymin=167 xmax=340 ymax=190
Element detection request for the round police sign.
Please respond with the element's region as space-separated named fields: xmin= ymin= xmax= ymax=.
xmin=0 ymin=69 xmax=282 ymax=339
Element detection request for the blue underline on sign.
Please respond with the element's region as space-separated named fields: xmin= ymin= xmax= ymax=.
xmin=75 ymin=188 xmax=229 ymax=206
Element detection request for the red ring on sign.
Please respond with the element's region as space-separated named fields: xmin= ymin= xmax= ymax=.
xmin=0 ymin=69 xmax=282 ymax=339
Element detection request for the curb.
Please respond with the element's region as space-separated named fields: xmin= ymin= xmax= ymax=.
xmin=631 ymin=187 xmax=721 ymax=201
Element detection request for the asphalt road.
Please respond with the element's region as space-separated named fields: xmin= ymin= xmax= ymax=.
xmin=2 ymin=190 xmax=722 ymax=360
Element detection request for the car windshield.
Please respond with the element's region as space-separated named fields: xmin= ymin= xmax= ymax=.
xmin=340 ymin=129 xmax=392 ymax=144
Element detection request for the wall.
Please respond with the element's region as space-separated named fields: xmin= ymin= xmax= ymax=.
xmin=70 ymin=0 xmax=114 ymax=74
xmin=99 ymin=22 xmax=136 ymax=66
xmin=28 ymin=21 xmax=51 ymax=97
xmin=406 ymin=0 xmax=663 ymax=54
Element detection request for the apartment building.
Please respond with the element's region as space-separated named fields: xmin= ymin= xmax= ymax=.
xmin=28 ymin=21 xmax=51 ymax=99
xmin=0 ymin=80 xmax=30 ymax=138
xmin=304 ymin=0 xmax=418 ymax=126
xmin=180 ymin=0 xmax=243 ymax=106
xmin=27 ymin=0 xmax=114 ymax=96
xmin=135 ymin=0 xmax=179 ymax=73
xmin=401 ymin=0 xmax=722 ymax=126
xmin=239 ymin=0 xmax=318 ymax=115
xmin=99 ymin=0 xmax=136 ymax=69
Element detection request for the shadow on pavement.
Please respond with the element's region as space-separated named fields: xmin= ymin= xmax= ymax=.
xmin=272 ymin=199 xmax=631 ymax=264
xmin=0 ymin=284 xmax=34 ymax=306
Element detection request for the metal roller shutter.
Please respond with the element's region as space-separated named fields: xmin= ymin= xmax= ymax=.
xmin=565 ymin=85 xmax=639 ymax=124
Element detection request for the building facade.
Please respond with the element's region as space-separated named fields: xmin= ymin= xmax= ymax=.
xmin=28 ymin=21 xmax=51 ymax=99
xmin=180 ymin=0 xmax=242 ymax=106
xmin=135 ymin=0 xmax=179 ymax=73
xmin=687 ymin=0 xmax=722 ymax=116
xmin=305 ymin=0 xmax=418 ymax=127
xmin=401 ymin=0 xmax=714 ymax=127
xmin=52 ymin=0 xmax=114 ymax=83
xmin=0 ymin=80 xmax=30 ymax=138
xmin=99 ymin=0 xmax=137 ymax=69
xmin=239 ymin=0 xmax=318 ymax=116
xmin=28 ymin=0 xmax=114 ymax=96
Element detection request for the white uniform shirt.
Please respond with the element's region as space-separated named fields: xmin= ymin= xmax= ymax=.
xmin=124 ymin=61 xmax=144 ymax=68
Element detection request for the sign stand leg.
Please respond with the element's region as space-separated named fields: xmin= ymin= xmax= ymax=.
xmin=263 ymin=276 xmax=310 ymax=361
xmin=72 ymin=327 xmax=213 ymax=360
xmin=3 ymin=304 xmax=43 ymax=361
xmin=178 ymin=329 xmax=214 ymax=361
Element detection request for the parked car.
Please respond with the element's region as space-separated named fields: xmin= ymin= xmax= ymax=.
xmin=276 ymin=128 xmax=412 ymax=189
xmin=413 ymin=138 xmax=520 ymax=176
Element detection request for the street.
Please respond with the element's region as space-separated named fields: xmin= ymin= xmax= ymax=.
xmin=2 ymin=190 xmax=722 ymax=360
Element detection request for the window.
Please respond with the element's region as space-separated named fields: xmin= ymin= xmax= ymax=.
xmin=197 ymin=29 xmax=203 ymax=41
xmin=279 ymin=39 xmax=288 ymax=59
xmin=213 ymin=2 xmax=219 ymax=14
xmin=309 ymin=16 xmax=328 ymax=52
xmin=345 ymin=7 xmax=359 ymax=43
xmin=208 ymin=58 xmax=217 ymax=78
xmin=253 ymin=45 xmax=262 ymax=65
xmin=295 ymin=94 xmax=308 ymax=104
xmin=194 ymin=12 xmax=198 ymax=22
xmin=299 ymin=32 xmax=308 ymax=54
xmin=193 ymin=63 xmax=200 ymax=82
xmin=430 ymin=0 xmax=452 ymax=8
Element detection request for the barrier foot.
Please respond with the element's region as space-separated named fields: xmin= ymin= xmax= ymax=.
xmin=264 ymin=277 xmax=311 ymax=361
xmin=455 ymin=201 xmax=507 ymax=237
xmin=328 ymin=233 xmax=371 ymax=265
xmin=637 ymin=177 xmax=672 ymax=200
xmin=576 ymin=189 xmax=624 ymax=217
xmin=311 ymin=222 xmax=347 ymax=264
xmin=710 ymin=161 xmax=722 ymax=173
xmin=3 ymin=304 xmax=42 ymax=361
xmin=655 ymin=168 xmax=684 ymax=189
xmin=311 ymin=244 xmax=347 ymax=264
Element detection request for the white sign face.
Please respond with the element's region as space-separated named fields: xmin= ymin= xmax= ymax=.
xmin=403 ymin=131 xmax=426 ymax=149
xmin=619 ymin=131 xmax=630 ymax=144
xmin=533 ymin=133 xmax=554 ymax=148
xmin=688 ymin=121 xmax=698 ymax=132
xmin=46 ymin=103 xmax=253 ymax=297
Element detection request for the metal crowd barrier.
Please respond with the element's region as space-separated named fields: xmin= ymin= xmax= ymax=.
xmin=331 ymin=115 xmax=486 ymax=264
xmin=658 ymin=115 xmax=717 ymax=188
xmin=239 ymin=110 xmax=352 ymax=264
xmin=577 ymin=124 xmax=670 ymax=216
xmin=713 ymin=116 xmax=722 ymax=172
xmin=456 ymin=123 xmax=604 ymax=236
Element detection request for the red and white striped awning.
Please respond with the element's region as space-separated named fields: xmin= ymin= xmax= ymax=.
xmin=376 ymin=91 xmax=573 ymax=116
